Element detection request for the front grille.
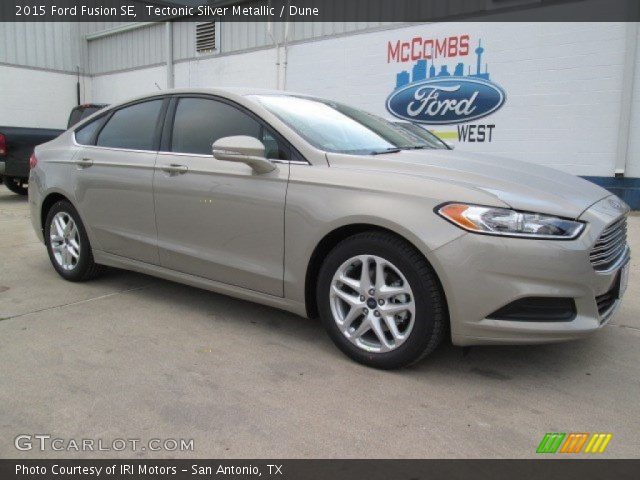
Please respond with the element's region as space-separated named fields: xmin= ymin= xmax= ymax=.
xmin=596 ymin=289 xmax=616 ymax=317
xmin=595 ymin=272 xmax=621 ymax=319
xmin=590 ymin=216 xmax=628 ymax=272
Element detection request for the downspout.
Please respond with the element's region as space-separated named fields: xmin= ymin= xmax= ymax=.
xmin=165 ymin=21 xmax=174 ymax=89
xmin=267 ymin=21 xmax=281 ymax=89
xmin=281 ymin=16 xmax=290 ymax=91
xmin=268 ymin=2 xmax=290 ymax=90
xmin=614 ymin=22 xmax=638 ymax=177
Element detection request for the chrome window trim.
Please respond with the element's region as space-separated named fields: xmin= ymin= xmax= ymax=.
xmin=74 ymin=136 xmax=307 ymax=165
xmin=155 ymin=149 xmax=309 ymax=165
xmin=72 ymin=133 xmax=157 ymax=155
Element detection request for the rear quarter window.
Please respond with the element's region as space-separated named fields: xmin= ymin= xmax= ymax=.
xmin=74 ymin=118 xmax=104 ymax=145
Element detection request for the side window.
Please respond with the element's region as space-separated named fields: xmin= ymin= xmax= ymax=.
xmin=261 ymin=129 xmax=289 ymax=160
xmin=74 ymin=117 xmax=104 ymax=145
xmin=171 ymin=98 xmax=289 ymax=160
xmin=97 ymin=100 xmax=163 ymax=150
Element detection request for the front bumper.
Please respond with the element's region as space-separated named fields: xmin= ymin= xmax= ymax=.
xmin=430 ymin=196 xmax=630 ymax=346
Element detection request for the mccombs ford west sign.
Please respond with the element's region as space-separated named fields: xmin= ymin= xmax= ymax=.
xmin=386 ymin=38 xmax=506 ymax=125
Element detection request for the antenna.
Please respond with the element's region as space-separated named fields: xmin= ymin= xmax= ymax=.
xmin=76 ymin=65 xmax=81 ymax=105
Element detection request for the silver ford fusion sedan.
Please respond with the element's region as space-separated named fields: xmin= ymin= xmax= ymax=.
xmin=29 ymin=88 xmax=630 ymax=369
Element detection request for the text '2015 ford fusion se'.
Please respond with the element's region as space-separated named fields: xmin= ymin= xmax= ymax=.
xmin=29 ymin=88 xmax=630 ymax=369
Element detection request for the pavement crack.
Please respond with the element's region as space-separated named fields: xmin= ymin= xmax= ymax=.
xmin=0 ymin=284 xmax=153 ymax=322
xmin=606 ymin=323 xmax=640 ymax=332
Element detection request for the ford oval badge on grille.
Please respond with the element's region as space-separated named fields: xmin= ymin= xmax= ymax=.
xmin=608 ymin=198 xmax=623 ymax=211
xmin=386 ymin=78 xmax=506 ymax=125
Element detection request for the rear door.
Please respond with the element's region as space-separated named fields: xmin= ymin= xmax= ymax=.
xmin=73 ymin=98 xmax=167 ymax=264
xmin=153 ymin=96 xmax=291 ymax=296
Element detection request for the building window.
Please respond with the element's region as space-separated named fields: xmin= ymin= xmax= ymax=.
xmin=196 ymin=22 xmax=216 ymax=53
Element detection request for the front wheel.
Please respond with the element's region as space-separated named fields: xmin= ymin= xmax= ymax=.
xmin=44 ymin=200 xmax=105 ymax=281
xmin=317 ymin=232 xmax=447 ymax=369
xmin=4 ymin=176 xmax=28 ymax=195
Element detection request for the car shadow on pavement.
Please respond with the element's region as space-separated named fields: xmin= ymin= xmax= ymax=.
xmin=0 ymin=192 xmax=28 ymax=203
xmin=92 ymin=267 xmax=609 ymax=385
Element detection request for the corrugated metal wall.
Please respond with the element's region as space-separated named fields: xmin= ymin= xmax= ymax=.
xmin=87 ymin=23 xmax=165 ymax=74
xmin=0 ymin=22 xmax=83 ymax=73
xmin=0 ymin=19 xmax=415 ymax=77
xmin=0 ymin=0 xmax=511 ymax=76
xmin=0 ymin=19 xmax=400 ymax=75
xmin=86 ymin=20 xmax=401 ymax=75
xmin=174 ymin=21 xmax=397 ymax=60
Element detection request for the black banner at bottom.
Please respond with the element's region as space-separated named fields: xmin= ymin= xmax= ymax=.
xmin=1 ymin=459 xmax=639 ymax=480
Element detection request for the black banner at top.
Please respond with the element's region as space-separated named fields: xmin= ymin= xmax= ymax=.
xmin=2 ymin=0 xmax=640 ymax=22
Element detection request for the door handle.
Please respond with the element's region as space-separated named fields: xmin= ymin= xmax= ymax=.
xmin=76 ymin=158 xmax=93 ymax=168
xmin=160 ymin=164 xmax=188 ymax=175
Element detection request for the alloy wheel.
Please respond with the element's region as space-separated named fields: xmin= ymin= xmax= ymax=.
xmin=50 ymin=212 xmax=81 ymax=271
xmin=329 ymin=254 xmax=416 ymax=353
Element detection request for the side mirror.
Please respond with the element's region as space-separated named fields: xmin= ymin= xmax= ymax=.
xmin=212 ymin=136 xmax=276 ymax=174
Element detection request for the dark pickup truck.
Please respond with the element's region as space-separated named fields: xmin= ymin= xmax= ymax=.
xmin=0 ymin=103 xmax=107 ymax=195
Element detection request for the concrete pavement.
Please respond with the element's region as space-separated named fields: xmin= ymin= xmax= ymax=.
xmin=0 ymin=188 xmax=638 ymax=458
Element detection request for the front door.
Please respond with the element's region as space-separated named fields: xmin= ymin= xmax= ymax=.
xmin=153 ymin=97 xmax=291 ymax=296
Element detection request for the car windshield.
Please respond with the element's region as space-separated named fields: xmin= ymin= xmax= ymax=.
xmin=393 ymin=122 xmax=449 ymax=150
xmin=250 ymin=94 xmax=447 ymax=154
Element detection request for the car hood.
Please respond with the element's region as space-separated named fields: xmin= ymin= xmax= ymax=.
xmin=326 ymin=149 xmax=611 ymax=219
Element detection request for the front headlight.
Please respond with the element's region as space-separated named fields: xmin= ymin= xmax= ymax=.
xmin=437 ymin=203 xmax=585 ymax=239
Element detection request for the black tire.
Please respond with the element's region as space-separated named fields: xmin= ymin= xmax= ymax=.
xmin=4 ymin=176 xmax=28 ymax=195
xmin=317 ymin=232 xmax=446 ymax=369
xmin=44 ymin=200 xmax=105 ymax=282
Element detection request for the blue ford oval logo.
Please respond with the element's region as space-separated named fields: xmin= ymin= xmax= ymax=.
xmin=386 ymin=77 xmax=506 ymax=125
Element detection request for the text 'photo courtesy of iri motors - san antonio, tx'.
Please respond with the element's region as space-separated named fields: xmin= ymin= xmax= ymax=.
xmin=386 ymin=33 xmax=506 ymax=143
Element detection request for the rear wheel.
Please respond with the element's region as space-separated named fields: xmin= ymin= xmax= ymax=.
xmin=317 ymin=232 xmax=446 ymax=369
xmin=44 ymin=200 xmax=105 ymax=281
xmin=4 ymin=176 xmax=28 ymax=195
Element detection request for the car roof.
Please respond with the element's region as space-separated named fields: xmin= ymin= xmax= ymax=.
xmin=114 ymin=87 xmax=317 ymax=104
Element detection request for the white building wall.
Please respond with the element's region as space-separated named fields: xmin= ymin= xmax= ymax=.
xmin=624 ymin=25 xmax=640 ymax=178
xmin=286 ymin=22 xmax=627 ymax=177
xmin=91 ymin=66 xmax=166 ymax=104
xmin=90 ymin=49 xmax=279 ymax=103
xmin=0 ymin=65 xmax=87 ymax=129
xmin=173 ymin=49 xmax=278 ymax=89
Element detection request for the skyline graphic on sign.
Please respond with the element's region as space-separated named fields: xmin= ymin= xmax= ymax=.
xmin=395 ymin=39 xmax=491 ymax=89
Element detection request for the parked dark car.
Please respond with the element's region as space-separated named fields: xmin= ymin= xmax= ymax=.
xmin=67 ymin=103 xmax=108 ymax=129
xmin=0 ymin=104 xmax=107 ymax=195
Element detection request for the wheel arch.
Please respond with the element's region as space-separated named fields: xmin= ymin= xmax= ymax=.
xmin=304 ymin=223 xmax=450 ymax=327
xmin=40 ymin=191 xmax=75 ymax=236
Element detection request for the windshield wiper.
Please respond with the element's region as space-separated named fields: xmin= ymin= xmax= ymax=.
xmin=404 ymin=145 xmax=434 ymax=150
xmin=370 ymin=148 xmax=402 ymax=155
